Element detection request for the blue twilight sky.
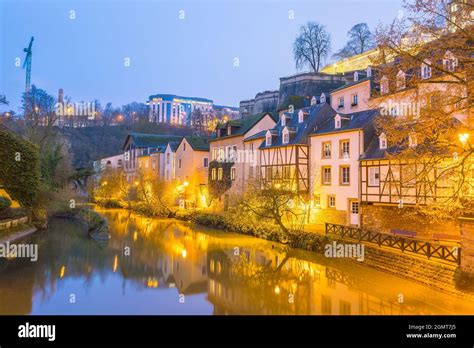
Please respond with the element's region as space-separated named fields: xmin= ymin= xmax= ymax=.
xmin=0 ymin=0 xmax=404 ymax=113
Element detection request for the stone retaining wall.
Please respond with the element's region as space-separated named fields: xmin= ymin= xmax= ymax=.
xmin=0 ymin=216 xmax=29 ymax=231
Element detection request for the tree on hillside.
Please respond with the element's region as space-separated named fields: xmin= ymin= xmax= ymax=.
xmin=333 ymin=23 xmax=375 ymax=59
xmin=293 ymin=22 xmax=331 ymax=72
xmin=371 ymin=0 xmax=473 ymax=219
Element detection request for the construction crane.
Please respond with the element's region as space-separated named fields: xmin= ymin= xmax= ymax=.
xmin=23 ymin=36 xmax=34 ymax=109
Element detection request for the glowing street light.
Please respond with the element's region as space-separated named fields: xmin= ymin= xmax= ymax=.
xmin=134 ymin=181 xmax=139 ymax=186
xmin=458 ymin=133 xmax=470 ymax=144
xmin=183 ymin=181 xmax=189 ymax=187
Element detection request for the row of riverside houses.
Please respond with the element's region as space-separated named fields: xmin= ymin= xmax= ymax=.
xmin=94 ymin=47 xmax=470 ymax=238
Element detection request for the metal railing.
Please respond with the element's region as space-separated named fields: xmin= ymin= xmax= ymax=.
xmin=325 ymin=223 xmax=461 ymax=265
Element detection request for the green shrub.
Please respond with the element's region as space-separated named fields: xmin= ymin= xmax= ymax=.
xmin=0 ymin=196 xmax=12 ymax=211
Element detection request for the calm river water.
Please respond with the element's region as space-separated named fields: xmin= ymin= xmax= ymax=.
xmin=1 ymin=208 xmax=474 ymax=315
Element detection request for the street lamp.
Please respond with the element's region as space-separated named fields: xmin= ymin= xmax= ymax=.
xmin=459 ymin=133 xmax=470 ymax=145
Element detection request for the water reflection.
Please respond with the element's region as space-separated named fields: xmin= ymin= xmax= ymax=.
xmin=1 ymin=208 xmax=474 ymax=315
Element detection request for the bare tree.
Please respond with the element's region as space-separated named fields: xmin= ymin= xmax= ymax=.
xmin=370 ymin=0 xmax=473 ymax=219
xmin=293 ymin=22 xmax=331 ymax=72
xmin=334 ymin=23 xmax=375 ymax=59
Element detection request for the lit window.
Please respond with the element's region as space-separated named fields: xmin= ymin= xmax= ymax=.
xmin=212 ymin=148 xmax=217 ymax=160
xmin=328 ymin=195 xmax=336 ymax=208
xmin=211 ymin=168 xmax=217 ymax=180
xmin=379 ymin=133 xmax=387 ymax=150
xmin=340 ymin=166 xmax=350 ymax=185
xmin=313 ymin=195 xmax=321 ymax=207
xmin=368 ymin=167 xmax=380 ymax=186
xmin=283 ymin=165 xmax=291 ymax=179
xmin=219 ymin=147 xmax=224 ymax=161
xmin=217 ymin=167 xmax=223 ymax=180
xmin=231 ymin=167 xmax=236 ymax=180
xmin=322 ymin=142 xmax=331 ymax=158
xmin=322 ymin=166 xmax=331 ymax=185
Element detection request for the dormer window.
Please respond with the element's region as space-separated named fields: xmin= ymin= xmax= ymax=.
xmin=298 ymin=110 xmax=307 ymax=123
xmin=409 ymin=133 xmax=417 ymax=147
xmin=281 ymin=114 xmax=286 ymax=127
xmin=367 ymin=66 xmax=372 ymax=77
xmin=380 ymin=76 xmax=389 ymax=95
xmin=421 ymin=60 xmax=432 ymax=79
xmin=443 ymin=51 xmax=458 ymax=72
xmin=282 ymin=127 xmax=289 ymax=144
xmin=266 ymin=131 xmax=272 ymax=146
xmin=320 ymin=93 xmax=326 ymax=104
xmin=335 ymin=114 xmax=342 ymax=129
xmin=379 ymin=133 xmax=387 ymax=150
xmin=311 ymin=96 xmax=317 ymax=105
xmin=396 ymin=70 xmax=406 ymax=90
xmin=354 ymin=71 xmax=359 ymax=81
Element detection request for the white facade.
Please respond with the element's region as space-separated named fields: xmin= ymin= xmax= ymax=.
xmin=164 ymin=143 xmax=177 ymax=182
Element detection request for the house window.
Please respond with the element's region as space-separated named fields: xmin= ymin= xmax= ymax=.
xmin=212 ymin=148 xmax=217 ymax=161
xmin=338 ymin=97 xmax=344 ymax=108
xmin=226 ymin=146 xmax=231 ymax=161
xmin=217 ymin=167 xmax=223 ymax=180
xmin=227 ymin=126 xmax=231 ymax=136
xmin=409 ymin=133 xmax=417 ymax=147
xmin=313 ymin=194 xmax=321 ymax=207
xmin=281 ymin=115 xmax=286 ymax=126
xmin=380 ymin=76 xmax=389 ymax=95
xmin=340 ymin=140 xmax=350 ymax=159
xmin=379 ymin=133 xmax=387 ymax=150
xmin=298 ymin=110 xmax=304 ymax=123
xmin=354 ymin=71 xmax=359 ymax=81
xmin=368 ymin=167 xmax=380 ymax=186
xmin=231 ymin=145 xmax=237 ymax=161
xmin=266 ymin=133 xmax=272 ymax=146
xmin=321 ymin=295 xmax=332 ymax=314
xmin=203 ymin=157 xmax=209 ymax=167
xmin=249 ymin=166 xmax=254 ymax=178
xmin=327 ymin=195 xmax=336 ymax=208
xmin=183 ymin=143 xmax=186 ymax=151
xmin=219 ymin=147 xmax=224 ymax=161
xmin=282 ymin=128 xmax=289 ymax=144
xmin=340 ymin=301 xmax=351 ymax=315
xmin=335 ymin=115 xmax=341 ymax=129
xmin=178 ymin=159 xmax=182 ymax=168
xmin=421 ymin=61 xmax=432 ymax=79
xmin=340 ymin=166 xmax=350 ymax=185
xmin=396 ymin=70 xmax=406 ymax=90
xmin=283 ymin=165 xmax=291 ymax=179
xmin=231 ymin=167 xmax=236 ymax=180
xmin=366 ymin=66 xmax=372 ymax=77
xmin=322 ymin=166 xmax=331 ymax=185
xmin=443 ymin=51 xmax=458 ymax=72
xmin=320 ymin=93 xmax=326 ymax=104
xmin=167 ymin=153 xmax=171 ymax=164
xmin=351 ymin=94 xmax=358 ymax=106
xmin=322 ymin=142 xmax=331 ymax=158
xmin=211 ymin=168 xmax=217 ymax=180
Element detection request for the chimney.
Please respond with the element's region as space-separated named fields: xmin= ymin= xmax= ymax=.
xmin=58 ymin=89 xmax=64 ymax=104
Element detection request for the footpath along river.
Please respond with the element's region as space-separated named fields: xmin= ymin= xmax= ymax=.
xmin=1 ymin=208 xmax=474 ymax=315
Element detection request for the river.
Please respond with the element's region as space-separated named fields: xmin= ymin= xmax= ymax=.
xmin=1 ymin=208 xmax=474 ymax=315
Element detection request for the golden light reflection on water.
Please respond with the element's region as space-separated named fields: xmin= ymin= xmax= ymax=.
xmin=1 ymin=208 xmax=474 ymax=315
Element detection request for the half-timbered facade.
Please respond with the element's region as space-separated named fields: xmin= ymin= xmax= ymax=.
xmin=259 ymin=104 xmax=336 ymax=196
